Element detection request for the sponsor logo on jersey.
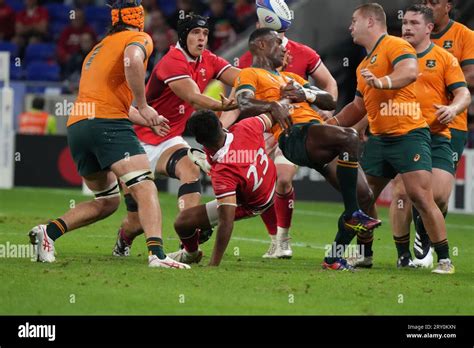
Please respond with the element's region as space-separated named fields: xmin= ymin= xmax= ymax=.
xmin=370 ymin=54 xmax=378 ymax=64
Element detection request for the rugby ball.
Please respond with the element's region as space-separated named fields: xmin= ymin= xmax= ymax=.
xmin=256 ymin=0 xmax=292 ymax=32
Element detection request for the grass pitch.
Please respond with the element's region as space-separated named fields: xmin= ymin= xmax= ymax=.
xmin=0 ymin=187 xmax=472 ymax=315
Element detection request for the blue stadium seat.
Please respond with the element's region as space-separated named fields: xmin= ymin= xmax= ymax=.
xmin=5 ymin=0 xmax=24 ymax=12
xmin=10 ymin=63 xmax=23 ymax=80
xmin=157 ymin=0 xmax=177 ymax=16
xmin=85 ymin=6 xmax=110 ymax=24
xmin=0 ymin=42 xmax=19 ymax=61
xmin=45 ymin=4 xmax=73 ymax=23
xmin=25 ymin=43 xmax=57 ymax=63
xmin=50 ymin=21 xmax=69 ymax=40
xmin=26 ymin=62 xmax=61 ymax=81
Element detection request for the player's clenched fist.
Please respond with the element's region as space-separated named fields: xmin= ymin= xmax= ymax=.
xmin=361 ymin=68 xmax=384 ymax=89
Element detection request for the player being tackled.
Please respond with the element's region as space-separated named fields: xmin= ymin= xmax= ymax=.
xmin=167 ymin=110 xmax=278 ymax=266
xmin=234 ymin=28 xmax=381 ymax=271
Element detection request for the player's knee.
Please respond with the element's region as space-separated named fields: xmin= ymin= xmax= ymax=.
xmin=340 ymin=128 xmax=359 ymax=152
xmin=407 ymin=190 xmax=431 ymax=213
xmin=174 ymin=212 xmax=193 ymax=238
xmin=96 ymin=196 xmax=120 ymax=219
xmin=276 ymin=177 xmax=292 ymax=194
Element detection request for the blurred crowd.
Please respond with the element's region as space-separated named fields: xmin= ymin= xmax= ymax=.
xmin=0 ymin=0 xmax=257 ymax=87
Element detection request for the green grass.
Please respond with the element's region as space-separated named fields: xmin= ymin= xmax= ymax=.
xmin=0 ymin=187 xmax=473 ymax=315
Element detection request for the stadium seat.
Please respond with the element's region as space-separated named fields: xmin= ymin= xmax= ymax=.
xmin=157 ymin=0 xmax=177 ymax=16
xmin=5 ymin=0 xmax=24 ymax=12
xmin=10 ymin=63 xmax=23 ymax=80
xmin=26 ymin=62 xmax=61 ymax=81
xmin=25 ymin=43 xmax=57 ymax=64
xmin=85 ymin=6 xmax=110 ymax=24
xmin=0 ymin=42 xmax=19 ymax=61
xmin=45 ymin=3 xmax=73 ymax=23
xmin=49 ymin=21 xmax=69 ymax=40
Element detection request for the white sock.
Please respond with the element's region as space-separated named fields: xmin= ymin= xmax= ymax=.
xmin=277 ymin=227 xmax=289 ymax=239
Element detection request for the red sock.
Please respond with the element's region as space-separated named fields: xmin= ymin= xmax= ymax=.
xmin=120 ymin=227 xmax=135 ymax=245
xmin=275 ymin=188 xmax=295 ymax=229
xmin=181 ymin=229 xmax=199 ymax=252
xmin=260 ymin=205 xmax=277 ymax=236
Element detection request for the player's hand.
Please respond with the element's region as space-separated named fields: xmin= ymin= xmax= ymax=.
xmin=220 ymin=93 xmax=238 ymax=111
xmin=270 ymin=100 xmax=292 ymax=130
xmin=138 ymin=105 xmax=161 ymax=126
xmin=318 ymin=110 xmax=334 ymax=121
xmin=150 ymin=119 xmax=171 ymax=137
xmin=435 ymin=104 xmax=457 ymax=124
xmin=361 ymin=69 xmax=383 ymax=89
xmin=280 ymin=81 xmax=306 ymax=103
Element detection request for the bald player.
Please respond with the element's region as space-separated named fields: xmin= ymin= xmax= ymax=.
xmin=389 ymin=5 xmax=470 ymax=269
xmin=28 ymin=1 xmax=189 ymax=269
xmin=235 ymin=28 xmax=381 ymax=271
xmin=328 ymin=3 xmax=454 ymax=274
xmin=410 ymin=0 xmax=474 ymax=263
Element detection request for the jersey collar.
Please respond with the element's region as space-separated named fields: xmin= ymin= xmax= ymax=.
xmin=366 ymin=33 xmax=387 ymax=59
xmin=417 ymin=42 xmax=434 ymax=58
xmin=175 ymin=42 xmax=203 ymax=63
xmin=431 ymin=19 xmax=454 ymax=40
xmin=211 ymin=133 xmax=234 ymax=163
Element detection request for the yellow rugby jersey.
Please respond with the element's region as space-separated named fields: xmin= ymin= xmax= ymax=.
xmin=235 ymin=67 xmax=324 ymax=140
xmin=67 ymin=30 xmax=153 ymax=126
xmin=356 ymin=34 xmax=427 ymax=136
xmin=416 ymin=43 xmax=467 ymax=139
xmin=431 ymin=20 xmax=474 ymax=132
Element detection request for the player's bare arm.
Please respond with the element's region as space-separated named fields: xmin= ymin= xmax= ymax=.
xmin=208 ymin=195 xmax=237 ymax=266
xmin=435 ymin=86 xmax=471 ymax=124
xmin=279 ymin=81 xmax=336 ymax=110
xmin=328 ymin=95 xmax=367 ymax=127
xmin=310 ymin=62 xmax=338 ymax=100
xmin=168 ymin=78 xmax=238 ymax=112
xmin=128 ymin=106 xmax=170 ymax=137
xmin=360 ymin=58 xmax=418 ymax=90
xmin=124 ymin=45 xmax=161 ymax=126
xmin=219 ymin=87 xmax=241 ymax=128
xmin=462 ymin=64 xmax=474 ymax=88
xmin=237 ymin=90 xmax=292 ymax=130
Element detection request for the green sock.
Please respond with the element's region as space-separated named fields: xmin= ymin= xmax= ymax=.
xmin=146 ymin=237 xmax=165 ymax=259
xmin=394 ymin=233 xmax=410 ymax=258
xmin=336 ymin=157 xmax=360 ymax=215
xmin=433 ymin=239 xmax=449 ymax=261
xmin=357 ymin=230 xmax=374 ymax=257
xmin=326 ymin=214 xmax=357 ymax=263
xmin=46 ymin=218 xmax=68 ymax=241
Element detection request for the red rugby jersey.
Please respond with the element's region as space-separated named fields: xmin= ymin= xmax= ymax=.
xmin=206 ymin=117 xmax=277 ymax=210
xmin=135 ymin=43 xmax=231 ymax=145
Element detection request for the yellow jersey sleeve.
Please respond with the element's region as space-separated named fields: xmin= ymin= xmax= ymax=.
xmin=387 ymin=38 xmax=417 ymax=67
xmin=459 ymin=27 xmax=474 ymax=67
xmin=444 ymin=53 xmax=468 ymax=92
xmin=235 ymin=68 xmax=259 ymax=96
xmin=125 ymin=32 xmax=154 ymax=62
